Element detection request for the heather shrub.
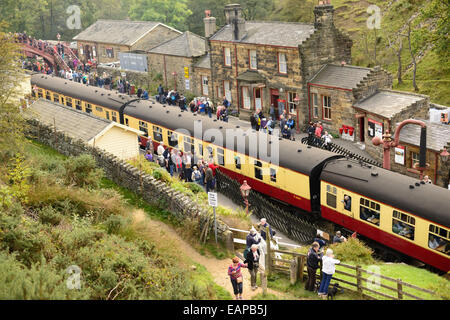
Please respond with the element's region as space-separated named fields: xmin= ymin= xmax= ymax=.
xmin=64 ymin=154 xmax=104 ymax=188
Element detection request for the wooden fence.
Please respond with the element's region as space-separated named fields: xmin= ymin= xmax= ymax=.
xmin=231 ymin=228 xmax=437 ymax=300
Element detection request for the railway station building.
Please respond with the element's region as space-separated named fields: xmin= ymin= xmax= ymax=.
xmin=146 ymin=31 xmax=210 ymax=97
xmin=27 ymin=99 xmax=143 ymax=160
xmin=390 ymin=120 xmax=450 ymax=187
xmin=207 ymin=3 xmax=353 ymax=130
xmin=73 ymin=20 xmax=182 ymax=64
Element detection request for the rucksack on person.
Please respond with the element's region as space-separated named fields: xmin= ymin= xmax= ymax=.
xmin=158 ymin=156 xmax=165 ymax=167
xmin=194 ymin=171 xmax=201 ymax=180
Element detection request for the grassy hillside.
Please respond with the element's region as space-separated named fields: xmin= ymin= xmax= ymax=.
xmin=0 ymin=140 xmax=231 ymax=299
xmin=272 ymin=0 xmax=449 ymax=105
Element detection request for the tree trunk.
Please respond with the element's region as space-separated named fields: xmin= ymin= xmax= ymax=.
xmin=374 ymin=28 xmax=377 ymax=65
xmin=407 ymin=24 xmax=419 ymax=91
xmin=397 ymin=39 xmax=403 ymax=85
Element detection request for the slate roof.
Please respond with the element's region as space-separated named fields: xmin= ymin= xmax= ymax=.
xmin=27 ymin=99 xmax=112 ymax=142
xmin=148 ymin=31 xmax=206 ymax=57
xmin=73 ymin=20 xmax=180 ymax=46
xmin=398 ymin=120 xmax=450 ymax=152
xmin=210 ymin=21 xmax=315 ymax=47
xmin=354 ymin=90 xmax=427 ymax=119
xmin=309 ymin=64 xmax=372 ymax=90
xmin=194 ymin=53 xmax=211 ymax=69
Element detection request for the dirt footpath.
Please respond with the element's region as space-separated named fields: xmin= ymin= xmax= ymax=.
xmin=132 ymin=210 xmax=289 ymax=300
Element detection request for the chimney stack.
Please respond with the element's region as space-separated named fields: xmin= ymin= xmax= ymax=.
xmin=204 ymin=10 xmax=217 ymax=38
xmin=314 ymin=1 xmax=334 ymax=29
xmin=224 ymin=4 xmax=246 ymax=41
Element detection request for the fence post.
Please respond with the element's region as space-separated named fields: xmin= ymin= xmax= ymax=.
xmin=356 ymin=265 xmax=363 ymax=296
xmin=265 ymin=226 xmax=272 ymax=276
xmin=298 ymin=256 xmax=305 ymax=282
xmin=261 ymin=272 xmax=267 ymax=296
xmin=290 ymin=258 xmax=298 ymax=285
xmin=397 ymin=279 xmax=403 ymax=300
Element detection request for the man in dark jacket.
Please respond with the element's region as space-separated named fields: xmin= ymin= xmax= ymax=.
xmin=305 ymin=242 xmax=322 ymax=291
xmin=244 ymin=244 xmax=260 ymax=290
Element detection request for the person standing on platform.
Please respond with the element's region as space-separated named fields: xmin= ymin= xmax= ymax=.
xmin=305 ymin=242 xmax=322 ymax=292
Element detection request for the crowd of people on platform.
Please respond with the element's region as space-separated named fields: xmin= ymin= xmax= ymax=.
xmin=249 ymin=105 xmax=296 ymax=140
xmin=144 ymin=136 xmax=219 ymax=193
xmin=306 ymin=121 xmax=334 ymax=150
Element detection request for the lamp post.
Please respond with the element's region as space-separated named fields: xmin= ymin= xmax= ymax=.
xmin=240 ymin=180 xmax=251 ymax=215
xmin=372 ymin=119 xmax=428 ymax=179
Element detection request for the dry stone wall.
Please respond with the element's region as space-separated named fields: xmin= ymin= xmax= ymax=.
xmin=26 ymin=119 xmax=233 ymax=245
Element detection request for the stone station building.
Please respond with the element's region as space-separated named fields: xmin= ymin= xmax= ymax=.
xmin=73 ymin=20 xmax=182 ymax=64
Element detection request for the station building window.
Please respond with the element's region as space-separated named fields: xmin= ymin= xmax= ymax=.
xmin=428 ymin=224 xmax=449 ymax=256
xmin=139 ymin=121 xmax=148 ymax=137
xmin=360 ymin=198 xmax=380 ymax=226
xmin=153 ymin=126 xmax=163 ymax=142
xmin=326 ymin=185 xmax=337 ymax=208
xmin=168 ymin=131 xmax=178 ymax=148
xmin=254 ymin=160 xmax=263 ymax=180
xmin=392 ymin=210 xmax=415 ymax=240
xmin=323 ymin=96 xmax=331 ymax=120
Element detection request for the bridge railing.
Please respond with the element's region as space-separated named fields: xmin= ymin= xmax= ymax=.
xmin=301 ymin=135 xmax=382 ymax=168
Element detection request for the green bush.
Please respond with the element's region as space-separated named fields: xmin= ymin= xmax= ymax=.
xmin=186 ymin=182 xmax=204 ymax=194
xmin=328 ymin=238 xmax=375 ymax=265
xmin=103 ymin=215 xmax=127 ymax=235
xmin=39 ymin=206 xmax=63 ymax=226
xmin=64 ymin=154 xmax=104 ymax=188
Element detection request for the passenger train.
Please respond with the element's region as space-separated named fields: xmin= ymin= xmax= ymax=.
xmin=30 ymin=74 xmax=450 ymax=272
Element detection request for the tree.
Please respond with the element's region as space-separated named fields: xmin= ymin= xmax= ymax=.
xmin=387 ymin=34 xmax=404 ymax=85
xmin=0 ymin=22 xmax=27 ymax=154
xmin=128 ymin=0 xmax=192 ymax=31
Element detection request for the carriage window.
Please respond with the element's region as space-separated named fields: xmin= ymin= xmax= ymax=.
xmin=392 ymin=210 xmax=415 ymax=241
xmin=343 ymin=195 xmax=352 ymax=211
xmin=270 ymin=168 xmax=277 ymax=183
xmin=254 ymin=161 xmax=263 ymax=180
xmin=139 ymin=121 xmax=148 ymax=137
xmin=168 ymin=131 xmax=178 ymax=147
xmin=184 ymin=136 xmax=194 ymax=154
xmin=153 ymin=126 xmax=163 ymax=142
xmin=428 ymin=224 xmax=449 ymax=256
xmin=125 ymin=118 xmax=129 ymax=126
xmin=75 ymin=100 xmax=82 ymax=111
xmin=217 ymin=148 xmax=224 ymax=166
xmin=96 ymin=106 xmax=103 ymax=112
xmin=53 ymin=94 xmax=59 ymax=103
xmin=45 ymin=90 xmax=51 ymax=100
xmin=111 ymin=112 xmax=117 ymax=122
xmin=86 ymin=103 xmax=92 ymax=114
xmin=326 ymin=185 xmax=337 ymax=208
xmin=66 ymin=97 xmax=72 ymax=107
xmin=198 ymin=143 xmax=203 ymax=157
xmin=105 ymin=111 xmax=110 ymax=120
xmin=360 ymin=198 xmax=380 ymax=226
xmin=235 ymin=156 xmax=241 ymax=170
